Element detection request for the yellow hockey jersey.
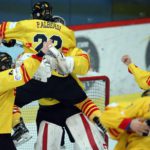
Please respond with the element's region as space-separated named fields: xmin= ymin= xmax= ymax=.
xmin=0 ymin=19 xmax=90 ymax=106
xmin=128 ymin=63 xmax=150 ymax=90
xmin=0 ymin=19 xmax=90 ymax=77
xmin=0 ymin=54 xmax=42 ymax=133
xmin=100 ymin=97 xmax=150 ymax=150
xmin=0 ymin=20 xmax=75 ymax=53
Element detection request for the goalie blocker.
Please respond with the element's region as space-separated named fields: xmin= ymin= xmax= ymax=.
xmin=46 ymin=44 xmax=74 ymax=76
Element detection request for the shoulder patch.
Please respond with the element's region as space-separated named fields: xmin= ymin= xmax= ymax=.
xmin=9 ymin=22 xmax=17 ymax=29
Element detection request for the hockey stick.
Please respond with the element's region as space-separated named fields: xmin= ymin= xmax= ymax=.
xmin=93 ymin=117 xmax=107 ymax=136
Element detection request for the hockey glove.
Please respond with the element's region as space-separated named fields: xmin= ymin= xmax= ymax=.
xmin=46 ymin=45 xmax=74 ymax=75
xmin=15 ymin=53 xmax=33 ymax=67
xmin=43 ymin=55 xmax=58 ymax=70
xmin=33 ymin=58 xmax=51 ymax=82
xmin=129 ymin=118 xmax=150 ymax=136
xmin=142 ymin=120 xmax=150 ymax=136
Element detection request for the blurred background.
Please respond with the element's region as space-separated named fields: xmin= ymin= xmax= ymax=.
xmin=0 ymin=0 xmax=150 ymax=26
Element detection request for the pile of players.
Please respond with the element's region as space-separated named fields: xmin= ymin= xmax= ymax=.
xmin=0 ymin=1 xmax=150 ymax=150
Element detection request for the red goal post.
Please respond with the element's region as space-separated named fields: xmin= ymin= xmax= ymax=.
xmin=79 ymin=75 xmax=110 ymax=110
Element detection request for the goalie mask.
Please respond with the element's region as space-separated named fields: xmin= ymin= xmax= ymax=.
xmin=141 ymin=89 xmax=150 ymax=97
xmin=52 ymin=16 xmax=66 ymax=25
xmin=32 ymin=1 xmax=53 ymax=21
xmin=0 ymin=52 xmax=12 ymax=71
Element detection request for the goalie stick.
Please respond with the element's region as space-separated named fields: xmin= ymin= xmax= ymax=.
xmin=93 ymin=117 xmax=107 ymax=137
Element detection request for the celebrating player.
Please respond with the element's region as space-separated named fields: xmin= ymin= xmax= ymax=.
xmin=98 ymin=89 xmax=150 ymax=150
xmin=121 ymin=54 xmax=150 ymax=90
xmin=0 ymin=40 xmax=56 ymax=150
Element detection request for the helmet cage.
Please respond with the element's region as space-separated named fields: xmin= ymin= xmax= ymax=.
xmin=141 ymin=89 xmax=150 ymax=97
xmin=0 ymin=52 xmax=12 ymax=71
xmin=52 ymin=16 xmax=66 ymax=25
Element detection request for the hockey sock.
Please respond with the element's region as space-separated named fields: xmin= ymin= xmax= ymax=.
xmin=75 ymin=98 xmax=102 ymax=122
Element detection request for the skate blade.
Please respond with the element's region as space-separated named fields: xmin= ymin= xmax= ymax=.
xmin=13 ymin=132 xmax=32 ymax=147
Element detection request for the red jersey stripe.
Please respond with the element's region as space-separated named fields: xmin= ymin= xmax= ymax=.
xmin=82 ymin=101 xmax=93 ymax=113
xmin=81 ymin=99 xmax=92 ymax=110
xmin=85 ymin=105 xmax=99 ymax=117
xmin=87 ymin=108 xmax=100 ymax=118
xmin=32 ymin=54 xmax=42 ymax=62
xmin=21 ymin=64 xmax=28 ymax=83
xmin=1 ymin=22 xmax=7 ymax=38
xmin=119 ymin=118 xmax=132 ymax=130
xmin=109 ymin=128 xmax=119 ymax=137
xmin=146 ymin=76 xmax=150 ymax=85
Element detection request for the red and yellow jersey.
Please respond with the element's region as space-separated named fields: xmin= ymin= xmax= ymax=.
xmin=100 ymin=97 xmax=150 ymax=150
xmin=128 ymin=63 xmax=150 ymax=90
xmin=0 ymin=54 xmax=42 ymax=133
xmin=0 ymin=19 xmax=90 ymax=77
xmin=0 ymin=20 xmax=75 ymax=53
xmin=0 ymin=19 xmax=90 ymax=106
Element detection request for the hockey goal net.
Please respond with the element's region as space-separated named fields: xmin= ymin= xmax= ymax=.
xmin=18 ymin=75 xmax=110 ymax=150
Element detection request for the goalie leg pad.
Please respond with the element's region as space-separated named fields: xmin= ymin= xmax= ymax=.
xmin=35 ymin=121 xmax=63 ymax=150
xmin=66 ymin=113 xmax=108 ymax=150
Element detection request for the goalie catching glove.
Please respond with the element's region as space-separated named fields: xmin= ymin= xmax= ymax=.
xmin=46 ymin=44 xmax=74 ymax=75
xmin=33 ymin=58 xmax=51 ymax=82
xmin=15 ymin=53 xmax=51 ymax=82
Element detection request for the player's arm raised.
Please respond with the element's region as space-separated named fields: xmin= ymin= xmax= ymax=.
xmin=122 ymin=55 xmax=150 ymax=90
